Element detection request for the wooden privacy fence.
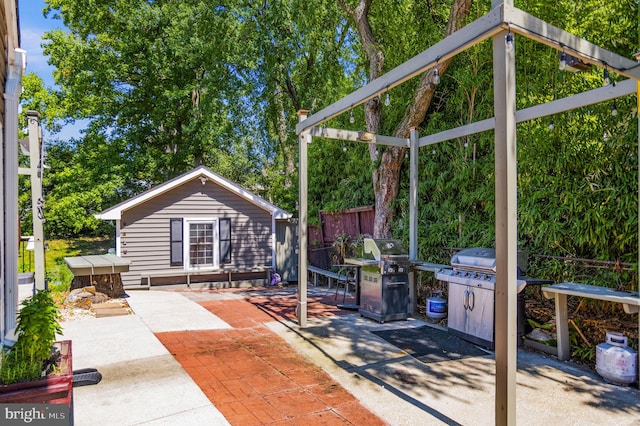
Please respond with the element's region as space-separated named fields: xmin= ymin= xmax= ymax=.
xmin=308 ymin=206 xmax=374 ymax=268
xmin=309 ymin=206 xmax=374 ymax=245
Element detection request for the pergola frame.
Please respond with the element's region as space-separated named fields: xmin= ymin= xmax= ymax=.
xmin=296 ymin=1 xmax=639 ymax=425
xmin=296 ymin=4 xmax=640 ymax=135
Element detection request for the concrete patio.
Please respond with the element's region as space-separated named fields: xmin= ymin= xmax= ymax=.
xmin=60 ymin=285 xmax=640 ymax=425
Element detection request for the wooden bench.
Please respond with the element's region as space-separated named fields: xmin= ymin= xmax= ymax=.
xmin=542 ymin=282 xmax=640 ymax=362
xmin=308 ymin=265 xmax=350 ymax=289
xmin=143 ymin=267 xmax=270 ymax=288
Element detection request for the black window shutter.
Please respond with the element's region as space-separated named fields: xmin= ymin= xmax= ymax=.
xmin=219 ymin=218 xmax=231 ymax=264
xmin=170 ymin=219 xmax=183 ymax=266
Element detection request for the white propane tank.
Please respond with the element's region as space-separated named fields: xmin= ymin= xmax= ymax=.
xmin=426 ymin=291 xmax=447 ymax=320
xmin=595 ymin=331 xmax=638 ymax=385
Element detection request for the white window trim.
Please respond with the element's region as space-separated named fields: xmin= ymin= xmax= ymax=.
xmin=183 ymin=217 xmax=219 ymax=270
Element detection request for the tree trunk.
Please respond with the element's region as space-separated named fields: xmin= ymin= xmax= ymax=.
xmin=71 ymin=273 xmax=125 ymax=298
xmin=341 ymin=0 xmax=474 ymax=238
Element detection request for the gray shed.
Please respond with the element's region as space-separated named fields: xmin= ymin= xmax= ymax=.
xmin=95 ymin=166 xmax=293 ymax=289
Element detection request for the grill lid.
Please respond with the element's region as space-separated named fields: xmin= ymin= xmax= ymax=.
xmin=451 ymin=247 xmax=496 ymax=273
xmin=450 ymin=247 xmax=528 ymax=275
xmin=363 ymin=238 xmax=408 ymax=261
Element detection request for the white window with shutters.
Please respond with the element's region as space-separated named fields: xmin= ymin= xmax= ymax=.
xmin=170 ymin=217 xmax=232 ymax=270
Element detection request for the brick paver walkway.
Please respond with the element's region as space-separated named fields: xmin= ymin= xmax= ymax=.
xmin=155 ymin=290 xmax=386 ymax=425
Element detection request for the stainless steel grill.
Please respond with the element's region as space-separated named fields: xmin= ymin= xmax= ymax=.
xmin=435 ymin=247 xmax=528 ymax=292
xmin=358 ymin=238 xmax=410 ymax=323
xmin=435 ymin=248 xmax=549 ymax=348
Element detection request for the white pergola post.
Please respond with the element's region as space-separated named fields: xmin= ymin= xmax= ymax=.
xmin=297 ymin=110 xmax=309 ymax=327
xmin=408 ymin=128 xmax=419 ymax=313
xmin=26 ymin=111 xmax=46 ymax=291
xmin=493 ymin=9 xmax=518 ymax=426
xmin=635 ymin=50 xmax=640 ymax=380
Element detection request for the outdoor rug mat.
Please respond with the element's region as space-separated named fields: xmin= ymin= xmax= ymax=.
xmin=372 ymin=326 xmax=490 ymax=363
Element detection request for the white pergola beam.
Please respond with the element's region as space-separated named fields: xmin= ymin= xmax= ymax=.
xmin=517 ymin=78 xmax=636 ymax=120
xmin=308 ymin=127 xmax=408 ymax=147
xmin=419 ymin=119 xmax=495 ymax=147
xmin=374 ymin=135 xmax=410 ymax=147
xmin=299 ymin=4 xmax=640 ymax=138
xmin=308 ymin=127 xmax=409 ymax=148
xmin=308 ymin=127 xmax=363 ymax=141
xmin=505 ymin=5 xmax=640 ymax=80
xmin=296 ymin=6 xmax=505 ymax=134
xmin=418 ymin=78 xmax=636 ymax=147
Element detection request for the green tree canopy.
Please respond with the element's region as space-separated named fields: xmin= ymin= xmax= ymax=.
xmin=20 ymin=0 xmax=639 ymax=285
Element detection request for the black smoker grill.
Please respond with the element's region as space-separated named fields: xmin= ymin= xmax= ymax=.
xmin=358 ymin=238 xmax=410 ymax=323
xmin=435 ymin=248 xmax=551 ymax=349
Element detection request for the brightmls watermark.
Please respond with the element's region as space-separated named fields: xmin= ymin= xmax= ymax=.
xmin=1 ymin=404 xmax=69 ymax=425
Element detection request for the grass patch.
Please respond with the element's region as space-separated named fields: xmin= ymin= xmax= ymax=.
xmin=19 ymin=236 xmax=115 ymax=293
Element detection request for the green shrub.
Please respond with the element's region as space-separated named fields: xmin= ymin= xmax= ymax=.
xmin=0 ymin=290 xmax=63 ymax=384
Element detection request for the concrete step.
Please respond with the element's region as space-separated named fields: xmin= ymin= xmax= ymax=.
xmin=92 ymin=302 xmax=131 ymax=318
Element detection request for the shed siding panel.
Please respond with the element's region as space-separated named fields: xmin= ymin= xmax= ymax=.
xmin=118 ymin=179 xmax=273 ymax=287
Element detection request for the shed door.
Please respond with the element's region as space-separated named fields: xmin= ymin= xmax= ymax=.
xmin=276 ymin=220 xmax=298 ymax=282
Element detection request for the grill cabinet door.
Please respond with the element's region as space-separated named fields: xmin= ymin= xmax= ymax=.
xmin=382 ymin=275 xmax=408 ymax=315
xmin=447 ymin=283 xmax=495 ymax=344
xmin=447 ymin=282 xmax=468 ymax=334
xmin=465 ymin=286 xmax=494 ymax=343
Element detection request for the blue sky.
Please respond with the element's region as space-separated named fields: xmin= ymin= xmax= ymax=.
xmin=19 ymin=1 xmax=61 ymax=88
xmin=19 ymin=1 xmax=84 ymax=139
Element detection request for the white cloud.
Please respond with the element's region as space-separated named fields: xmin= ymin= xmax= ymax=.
xmin=21 ymin=27 xmax=47 ymax=65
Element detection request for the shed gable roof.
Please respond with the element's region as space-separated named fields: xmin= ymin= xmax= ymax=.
xmin=96 ymin=166 xmax=292 ymax=220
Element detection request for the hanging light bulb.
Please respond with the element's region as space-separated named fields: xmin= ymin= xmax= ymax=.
xmin=611 ymin=101 xmax=618 ymax=116
xmin=559 ymin=51 xmax=567 ymax=71
xmin=548 ymin=119 xmax=555 ymax=130
xmin=349 ymin=109 xmax=354 ymax=124
xmin=432 ymin=148 xmax=436 ymax=155
xmin=384 ymin=91 xmax=391 ymax=107
xmin=603 ymin=68 xmax=610 ymax=86
xmin=432 ymin=67 xmax=440 ymax=85
xmin=505 ymin=32 xmax=514 ymax=52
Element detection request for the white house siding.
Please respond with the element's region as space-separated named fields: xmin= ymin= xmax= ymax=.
xmin=118 ymin=178 xmax=272 ymax=287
